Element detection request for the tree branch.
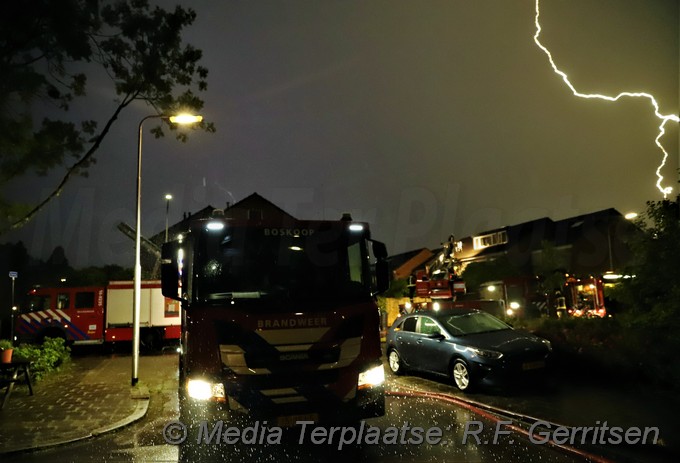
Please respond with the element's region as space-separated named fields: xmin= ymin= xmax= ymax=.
xmin=8 ymin=95 xmax=137 ymax=230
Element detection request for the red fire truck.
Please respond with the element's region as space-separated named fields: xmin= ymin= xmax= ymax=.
xmin=413 ymin=268 xmax=466 ymax=300
xmin=17 ymin=281 xmax=181 ymax=347
xmin=161 ymin=212 xmax=389 ymax=437
xmin=473 ymin=277 xmax=546 ymax=318
xmin=450 ymin=275 xmax=607 ymax=319
xmin=562 ymin=276 xmax=607 ymax=318
xmin=408 ymin=276 xmax=543 ymax=320
xmin=411 ymin=235 xmax=467 ymax=301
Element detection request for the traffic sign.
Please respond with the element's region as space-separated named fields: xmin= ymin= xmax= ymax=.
xmin=8 ymin=271 xmax=18 ymax=279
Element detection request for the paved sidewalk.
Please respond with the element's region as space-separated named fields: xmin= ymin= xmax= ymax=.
xmin=0 ymin=355 xmax=149 ymax=455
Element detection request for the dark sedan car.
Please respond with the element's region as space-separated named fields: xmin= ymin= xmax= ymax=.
xmin=385 ymin=308 xmax=552 ymax=391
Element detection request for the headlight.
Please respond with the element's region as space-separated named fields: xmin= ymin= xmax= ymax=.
xmin=541 ymin=339 xmax=552 ymax=352
xmin=358 ymin=364 xmax=385 ymax=389
xmin=186 ymin=379 xmax=226 ymax=401
xmin=469 ymin=347 xmax=503 ymax=360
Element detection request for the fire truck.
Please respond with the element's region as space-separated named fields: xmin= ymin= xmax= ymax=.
xmin=408 ymin=276 xmax=543 ymax=320
xmin=413 ymin=268 xmax=466 ymax=300
xmin=473 ymin=277 xmax=546 ymax=318
xmin=161 ymin=212 xmax=389 ymax=432
xmin=562 ymin=275 xmax=607 ymax=318
xmin=411 ymin=235 xmax=466 ymax=302
xmin=454 ymin=275 xmax=607 ymax=319
xmin=16 ymin=281 xmax=181 ymax=347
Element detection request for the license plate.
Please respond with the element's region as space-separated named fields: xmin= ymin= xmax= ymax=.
xmin=276 ymin=413 xmax=319 ymax=427
xmin=522 ymin=360 xmax=545 ymax=371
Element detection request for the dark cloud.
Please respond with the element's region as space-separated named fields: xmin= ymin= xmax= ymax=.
xmin=4 ymin=0 xmax=678 ymax=267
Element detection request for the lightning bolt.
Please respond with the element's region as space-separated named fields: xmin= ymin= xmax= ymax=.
xmin=533 ymin=0 xmax=679 ymax=197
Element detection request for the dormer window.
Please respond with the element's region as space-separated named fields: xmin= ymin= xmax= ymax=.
xmin=473 ymin=231 xmax=508 ymax=250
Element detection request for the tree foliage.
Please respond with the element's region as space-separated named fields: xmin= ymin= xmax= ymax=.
xmin=616 ymin=198 xmax=680 ymax=320
xmin=1 ymin=241 xmax=133 ymax=338
xmin=0 ymin=0 xmax=214 ymax=231
xmin=533 ymin=240 xmax=568 ymax=292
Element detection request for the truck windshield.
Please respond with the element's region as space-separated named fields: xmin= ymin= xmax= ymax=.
xmin=193 ymin=223 xmax=370 ymax=304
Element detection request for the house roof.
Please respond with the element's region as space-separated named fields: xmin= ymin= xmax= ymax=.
xmin=149 ymin=192 xmax=297 ymax=244
xmin=388 ymin=248 xmax=430 ymax=269
xmin=551 ymin=208 xmax=622 ymax=247
xmin=413 ymin=207 xmax=638 ymax=279
xmin=224 ymin=192 xmax=297 ymax=221
xmin=457 ymin=209 xmax=626 ymax=260
xmin=389 ymin=248 xmax=435 ymax=280
xmin=149 ymin=204 xmax=216 ymax=245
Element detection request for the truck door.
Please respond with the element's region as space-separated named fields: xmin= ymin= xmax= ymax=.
xmin=73 ymin=289 xmax=104 ymax=341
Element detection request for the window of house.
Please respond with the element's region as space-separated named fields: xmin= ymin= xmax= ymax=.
xmin=473 ymin=230 xmax=508 ymax=250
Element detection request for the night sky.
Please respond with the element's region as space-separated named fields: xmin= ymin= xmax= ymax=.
xmin=3 ymin=0 xmax=678 ymax=268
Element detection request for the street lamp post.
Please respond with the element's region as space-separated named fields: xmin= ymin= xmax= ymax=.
xmin=165 ymin=194 xmax=173 ymax=242
xmin=8 ymin=271 xmax=17 ymax=342
xmin=133 ymin=113 xmax=202 ymax=387
xmin=11 ymin=306 xmax=17 ymax=343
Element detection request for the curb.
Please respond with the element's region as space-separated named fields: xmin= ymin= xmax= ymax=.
xmin=0 ymin=390 xmax=150 ymax=456
xmin=92 ymin=397 xmax=149 ymax=437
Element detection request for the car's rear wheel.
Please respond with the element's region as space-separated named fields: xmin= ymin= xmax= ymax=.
xmin=451 ymin=359 xmax=473 ymax=391
xmin=388 ymin=349 xmax=405 ymax=375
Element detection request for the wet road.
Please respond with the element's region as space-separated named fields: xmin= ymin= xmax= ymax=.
xmin=7 ymin=351 xmax=677 ymax=462
xmin=173 ymin=393 xmax=580 ymax=462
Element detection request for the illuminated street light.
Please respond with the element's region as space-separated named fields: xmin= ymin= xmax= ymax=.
xmin=624 ymin=212 xmax=638 ymax=220
xmin=133 ymin=112 xmax=201 ymax=386
xmin=169 ymin=113 xmax=203 ymax=124
xmin=164 ymin=194 xmax=173 ymax=242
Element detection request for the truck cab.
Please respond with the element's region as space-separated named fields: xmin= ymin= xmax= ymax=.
xmin=162 ymin=214 xmax=389 ymax=426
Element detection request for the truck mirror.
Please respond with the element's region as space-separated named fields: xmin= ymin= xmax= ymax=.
xmin=371 ymin=240 xmax=390 ymax=294
xmin=372 ymin=241 xmax=387 ymax=259
xmin=376 ymin=259 xmax=390 ymax=293
xmin=161 ymin=241 xmax=182 ymax=301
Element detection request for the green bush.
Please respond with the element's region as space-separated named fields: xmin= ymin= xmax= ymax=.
xmin=519 ymin=316 xmax=680 ymax=389
xmin=384 ymin=278 xmax=409 ymax=298
xmin=13 ymin=337 xmax=71 ymax=382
